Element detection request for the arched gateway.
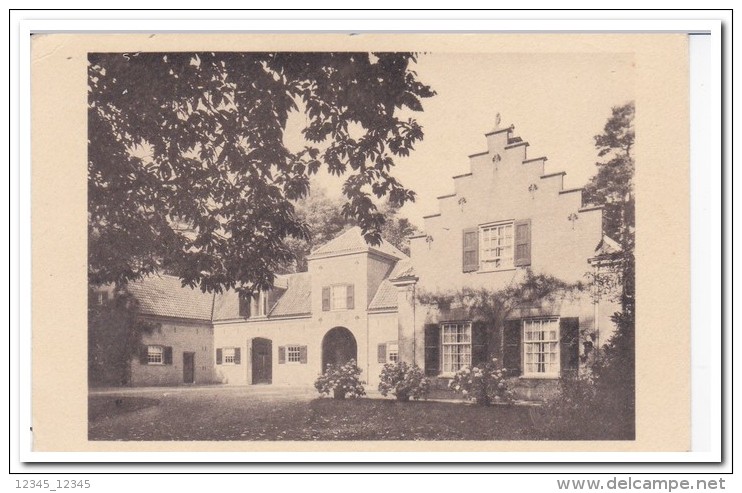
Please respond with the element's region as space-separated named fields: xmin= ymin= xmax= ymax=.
xmin=321 ymin=327 xmax=358 ymax=371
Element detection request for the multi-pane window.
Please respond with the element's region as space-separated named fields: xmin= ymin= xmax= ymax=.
xmin=323 ymin=284 xmax=354 ymax=311
xmin=147 ymin=345 xmax=163 ymax=365
xmin=223 ymin=347 xmax=236 ymax=364
xmin=387 ymin=343 xmax=399 ymax=363
xmin=286 ymin=345 xmax=302 ymax=363
xmin=480 ymin=222 xmax=514 ymax=270
xmin=523 ymin=318 xmax=560 ymax=377
xmin=441 ymin=322 xmax=472 ymax=373
xmin=330 ymin=285 xmax=348 ymax=310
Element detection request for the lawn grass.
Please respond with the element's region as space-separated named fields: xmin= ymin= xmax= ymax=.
xmin=88 ymin=391 xmax=538 ymax=441
xmin=301 ymin=398 xmax=536 ymax=441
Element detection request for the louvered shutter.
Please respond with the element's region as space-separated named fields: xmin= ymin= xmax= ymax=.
xmin=216 ymin=348 xmax=222 ymax=365
xmin=163 ymin=346 xmax=173 ymax=365
xmin=471 ymin=321 xmax=488 ymax=368
xmin=514 ymin=219 xmax=532 ymax=267
xmin=462 ymin=227 xmax=479 ymax=272
xmin=502 ymin=319 xmax=522 ymax=377
xmin=560 ymin=317 xmax=580 ymax=377
xmin=377 ymin=343 xmax=387 ymax=363
xmin=234 ymin=347 xmax=241 ymax=365
xmin=139 ymin=345 xmax=149 ymax=364
xmin=322 ymin=287 xmax=330 ymax=311
xmin=278 ymin=346 xmax=286 ymax=364
xmin=346 ymin=284 xmax=355 ymax=309
xmin=300 ymin=346 xmax=308 ymax=364
xmin=424 ymin=324 xmax=441 ymax=376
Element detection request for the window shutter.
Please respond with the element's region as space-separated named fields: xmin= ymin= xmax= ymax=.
xmin=502 ymin=319 xmax=522 ymax=377
xmin=560 ymin=317 xmax=580 ymax=377
xmin=424 ymin=324 xmax=441 ymax=376
xmin=346 ymin=284 xmax=355 ymax=310
xmin=300 ymin=346 xmax=308 ymax=364
xmin=163 ymin=346 xmax=173 ymax=365
xmin=377 ymin=343 xmax=387 ymax=363
xmin=139 ymin=345 xmax=149 ymax=364
xmin=514 ymin=219 xmax=532 ymax=267
xmin=462 ymin=227 xmax=479 ymax=272
xmin=278 ymin=346 xmax=286 ymax=364
xmin=239 ymin=294 xmax=251 ymax=318
xmin=216 ymin=348 xmax=222 ymax=365
xmin=234 ymin=347 xmax=241 ymax=365
xmin=471 ymin=321 xmax=488 ymax=368
xmin=322 ymin=287 xmax=330 ymax=311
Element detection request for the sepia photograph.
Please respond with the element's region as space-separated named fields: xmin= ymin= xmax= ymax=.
xmin=28 ymin=31 xmax=692 ymax=453
xmin=85 ymin=47 xmax=635 ymax=442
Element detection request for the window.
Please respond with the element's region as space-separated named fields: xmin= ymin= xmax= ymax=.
xmin=286 ymin=345 xmax=302 ymax=363
xmin=322 ymin=284 xmax=355 ymax=311
xmin=441 ymin=322 xmax=472 ymax=374
xmin=480 ymin=221 xmax=514 ymax=270
xmin=278 ymin=345 xmax=307 ymax=364
xmin=387 ymin=343 xmax=399 ymax=363
xmin=216 ymin=347 xmax=240 ymax=365
xmin=251 ymin=291 xmax=268 ymax=317
xmin=523 ymin=318 xmax=560 ymax=377
xmin=240 ymin=291 xmax=269 ymax=318
xmin=147 ymin=345 xmax=163 ymax=365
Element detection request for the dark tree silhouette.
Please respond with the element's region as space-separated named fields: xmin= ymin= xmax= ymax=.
xmin=88 ymin=52 xmax=435 ymax=293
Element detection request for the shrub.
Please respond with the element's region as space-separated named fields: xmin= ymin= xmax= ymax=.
xmin=449 ymin=358 xmax=515 ymax=406
xmin=533 ymin=374 xmax=634 ymax=440
xmin=377 ymin=361 xmax=429 ymax=401
xmin=314 ymin=359 xmax=366 ymax=399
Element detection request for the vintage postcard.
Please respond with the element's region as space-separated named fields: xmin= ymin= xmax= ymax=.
xmin=29 ymin=32 xmax=689 ymax=453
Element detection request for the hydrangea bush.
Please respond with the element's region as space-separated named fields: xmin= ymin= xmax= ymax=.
xmin=449 ymin=358 xmax=515 ymax=406
xmin=314 ymin=359 xmax=366 ymax=399
xmin=377 ymin=361 xmax=429 ymax=402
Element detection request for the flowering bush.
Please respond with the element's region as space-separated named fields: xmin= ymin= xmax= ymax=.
xmin=314 ymin=359 xmax=366 ymax=399
xmin=377 ymin=361 xmax=429 ymax=401
xmin=449 ymin=358 xmax=515 ymax=406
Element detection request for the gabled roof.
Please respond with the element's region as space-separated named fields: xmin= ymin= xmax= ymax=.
xmin=308 ymin=226 xmax=408 ymax=260
xmin=368 ymin=259 xmax=414 ymax=311
xmin=210 ymin=272 xmax=310 ymax=321
xmin=268 ymin=272 xmax=312 ymax=317
xmin=127 ymin=274 xmax=215 ymax=321
xmin=594 ymin=235 xmax=622 ymax=256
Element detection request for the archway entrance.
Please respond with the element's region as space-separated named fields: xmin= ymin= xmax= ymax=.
xmin=321 ymin=327 xmax=358 ymax=371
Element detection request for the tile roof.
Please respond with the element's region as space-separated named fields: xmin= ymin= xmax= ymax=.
xmin=209 ymin=272 xmax=311 ymax=321
xmin=368 ymin=259 xmax=413 ymax=311
xmin=269 ymin=272 xmax=312 ymax=317
xmin=309 ymin=226 xmax=408 ymax=260
xmin=127 ymin=274 xmax=215 ymax=321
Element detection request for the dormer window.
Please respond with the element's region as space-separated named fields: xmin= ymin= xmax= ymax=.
xmin=239 ymin=290 xmax=269 ymax=318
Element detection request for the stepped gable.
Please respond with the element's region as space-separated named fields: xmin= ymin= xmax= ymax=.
xmin=419 ymin=123 xmax=603 ymax=227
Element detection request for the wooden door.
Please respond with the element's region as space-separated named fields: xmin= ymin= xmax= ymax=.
xmin=183 ymin=352 xmax=195 ymax=384
xmin=251 ymin=338 xmax=272 ymax=384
